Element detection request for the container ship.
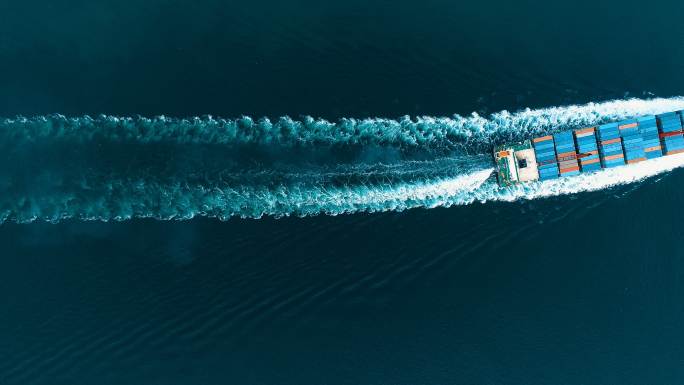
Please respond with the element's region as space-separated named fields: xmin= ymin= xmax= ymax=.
xmin=493 ymin=110 xmax=684 ymax=186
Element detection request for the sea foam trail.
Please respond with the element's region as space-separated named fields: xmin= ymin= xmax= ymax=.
xmin=3 ymin=155 xmax=683 ymax=223
xmin=3 ymin=97 xmax=684 ymax=152
xmin=2 ymin=97 xmax=684 ymax=223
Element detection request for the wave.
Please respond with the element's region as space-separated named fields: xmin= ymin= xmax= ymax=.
xmin=3 ymin=97 xmax=684 ymax=152
xmin=4 ymin=152 xmax=684 ymax=223
xmin=2 ymin=97 xmax=684 ymax=223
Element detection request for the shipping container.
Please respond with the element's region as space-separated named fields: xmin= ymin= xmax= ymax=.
xmin=533 ymin=135 xmax=559 ymax=180
xmin=574 ymin=127 xmax=602 ymax=172
xmin=618 ymin=119 xmax=645 ymax=163
xmin=637 ymin=115 xmax=662 ymax=159
xmin=596 ymin=122 xmax=625 ymax=168
xmin=553 ymin=131 xmax=580 ymax=176
xmin=657 ymin=111 xmax=684 ymax=155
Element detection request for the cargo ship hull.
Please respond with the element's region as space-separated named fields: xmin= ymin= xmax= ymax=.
xmin=494 ymin=110 xmax=684 ymax=186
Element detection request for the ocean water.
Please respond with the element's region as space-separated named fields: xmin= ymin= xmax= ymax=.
xmin=3 ymin=1 xmax=684 ymax=384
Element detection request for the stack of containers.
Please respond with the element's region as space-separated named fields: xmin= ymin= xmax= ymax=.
xmin=617 ymin=119 xmax=645 ymax=164
xmin=596 ymin=122 xmax=625 ymax=168
xmin=553 ymin=131 xmax=580 ymax=176
xmin=574 ymin=127 xmax=602 ymax=173
xmin=637 ymin=115 xmax=662 ymax=159
xmin=532 ymin=135 xmax=559 ymax=180
xmin=656 ymin=111 xmax=684 ymax=155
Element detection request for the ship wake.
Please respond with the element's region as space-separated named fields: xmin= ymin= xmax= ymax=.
xmin=2 ymin=97 xmax=684 ymax=223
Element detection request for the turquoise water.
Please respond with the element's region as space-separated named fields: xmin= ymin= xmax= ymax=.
xmin=3 ymin=0 xmax=684 ymax=384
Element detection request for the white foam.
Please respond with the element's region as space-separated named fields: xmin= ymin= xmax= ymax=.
xmin=4 ymin=97 xmax=684 ymax=149
xmin=5 ymin=97 xmax=684 ymax=222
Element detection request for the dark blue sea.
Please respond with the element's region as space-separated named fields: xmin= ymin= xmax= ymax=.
xmin=3 ymin=1 xmax=684 ymax=384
